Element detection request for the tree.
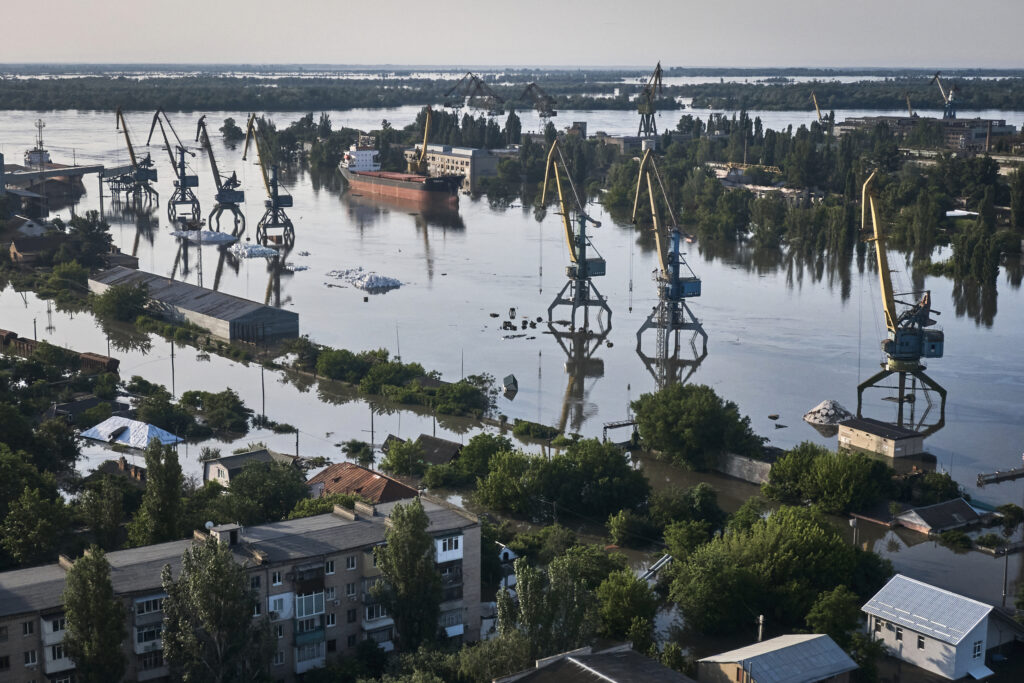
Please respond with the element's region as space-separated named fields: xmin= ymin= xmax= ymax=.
xmin=128 ymin=439 xmax=183 ymax=546
xmin=161 ymin=538 xmax=270 ymax=682
xmin=225 ymin=462 xmax=308 ymax=525
xmin=380 ymin=439 xmax=427 ymax=477
xmin=81 ymin=477 xmax=124 ymax=550
xmin=342 ymin=439 xmax=376 ymax=467
xmin=62 ymin=547 xmax=126 ymax=682
xmin=91 ymin=282 xmax=149 ymax=321
xmin=372 ymin=497 xmax=442 ymax=651
xmin=596 ymin=570 xmax=657 ymax=639
xmin=631 ymin=384 xmax=763 ymax=469
xmin=804 ymin=585 xmax=862 ymax=648
xmin=1 ymin=487 xmax=67 ymax=565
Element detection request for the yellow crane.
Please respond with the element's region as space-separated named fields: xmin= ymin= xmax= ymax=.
xmin=810 ymin=90 xmax=824 ymax=125
xmin=113 ymin=107 xmax=158 ymax=203
xmin=541 ymin=140 xmax=610 ymax=329
xmin=242 ymin=114 xmax=294 ymax=246
xmin=904 ymin=92 xmax=915 ymax=118
xmin=408 ymin=106 xmax=432 ymax=175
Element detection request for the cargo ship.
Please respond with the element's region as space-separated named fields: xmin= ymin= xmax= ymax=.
xmin=339 ymin=137 xmax=463 ymax=207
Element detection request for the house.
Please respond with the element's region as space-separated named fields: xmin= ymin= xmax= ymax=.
xmin=496 ymin=644 xmax=696 ymax=683
xmin=697 ymin=634 xmax=857 ymax=683
xmin=0 ymin=495 xmax=481 ymax=683
xmin=202 ymin=447 xmax=299 ymax=487
xmin=417 ymin=434 xmax=462 ymax=466
xmin=862 ymin=574 xmax=999 ymax=680
xmin=837 ymin=417 xmax=925 ymax=458
xmin=8 ymin=234 xmax=66 ymax=265
xmin=894 ymin=497 xmax=983 ymax=535
xmin=94 ymin=456 xmax=147 ymax=486
xmin=80 ymin=416 xmax=182 ymax=449
xmin=306 ymin=462 xmax=417 ymax=504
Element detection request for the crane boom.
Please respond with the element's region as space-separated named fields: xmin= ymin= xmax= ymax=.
xmin=905 ymin=92 xmax=914 ymax=117
xmin=810 ymin=91 xmax=824 ymax=124
xmin=195 ymin=115 xmax=223 ymax=190
xmin=408 ymin=107 xmax=432 ymax=174
xmin=115 ymin=107 xmax=140 ymax=170
xmin=862 ymin=171 xmax=898 ymax=333
xmin=542 ymin=140 xmax=599 ymax=264
xmin=242 ymin=113 xmax=273 ymax=199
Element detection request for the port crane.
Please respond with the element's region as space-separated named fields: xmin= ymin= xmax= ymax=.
xmin=632 ymin=149 xmax=707 ymax=387
xmin=195 ymin=116 xmax=245 ymax=232
xmin=443 ymin=72 xmax=505 ymax=116
xmin=112 ymin=108 xmax=158 ymax=204
xmin=242 ymin=114 xmax=295 ymax=246
xmin=930 ymin=72 xmax=957 ymax=119
xmin=550 ymin=323 xmax=609 ymax=435
xmin=637 ymin=62 xmax=664 ymax=139
xmin=517 ymin=82 xmax=557 ymax=119
xmin=541 ymin=139 xmax=611 ymax=330
xmin=904 ymin=92 xmax=916 ymax=118
xmin=146 ymin=109 xmax=201 ymax=224
xmin=408 ymin=106 xmax=433 ymax=175
xmin=811 ymin=91 xmax=824 ymax=125
xmin=858 ymin=171 xmax=946 ymax=435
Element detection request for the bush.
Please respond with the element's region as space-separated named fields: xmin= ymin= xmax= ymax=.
xmin=379 ymin=439 xmax=426 ymax=476
xmin=288 ymin=493 xmax=363 ymax=519
xmin=511 ymin=419 xmax=561 ymax=440
xmin=937 ymin=530 xmax=973 ymax=553
xmin=974 ymin=533 xmax=1005 ymax=549
xmin=91 ymin=283 xmax=148 ymax=321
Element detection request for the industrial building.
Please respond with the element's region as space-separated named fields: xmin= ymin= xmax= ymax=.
xmin=837 ymin=417 xmax=925 ymax=458
xmin=88 ymin=266 xmax=299 ymax=343
xmin=403 ymin=144 xmax=499 ymax=193
xmin=0 ymin=496 xmax=481 ymax=682
xmin=835 ymin=116 xmax=1017 ymax=151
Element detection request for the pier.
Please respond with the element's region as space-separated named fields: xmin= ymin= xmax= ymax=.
xmin=977 ymin=466 xmax=1024 ymax=487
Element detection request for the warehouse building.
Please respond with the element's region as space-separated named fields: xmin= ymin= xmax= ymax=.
xmin=88 ymin=266 xmax=298 ymax=343
xmin=403 ymin=144 xmax=499 ymax=193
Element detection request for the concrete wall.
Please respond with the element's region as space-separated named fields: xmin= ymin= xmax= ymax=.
xmin=715 ymin=453 xmax=772 ymax=485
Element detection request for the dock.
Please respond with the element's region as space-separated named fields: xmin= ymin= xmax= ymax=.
xmin=977 ymin=467 xmax=1024 ymax=487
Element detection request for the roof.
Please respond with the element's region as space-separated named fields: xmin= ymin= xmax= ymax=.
xmin=307 ymin=462 xmax=417 ymax=504
xmin=500 ymin=647 xmax=695 ymax=683
xmin=89 ymin=266 xmax=296 ymax=323
xmin=839 ymin=416 xmax=920 ymax=441
xmin=0 ymin=564 xmax=69 ymax=617
xmin=81 ymin=416 xmax=182 ymax=448
xmin=10 ymin=234 xmax=65 ymax=252
xmin=699 ymin=634 xmax=856 ymax=683
xmin=204 ymin=448 xmax=297 ymax=480
xmin=416 ymin=434 xmax=462 ymax=466
xmin=861 ymin=574 xmax=992 ymax=645
xmin=895 ymin=497 xmax=981 ymax=532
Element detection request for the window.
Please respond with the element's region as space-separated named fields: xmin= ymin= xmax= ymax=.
xmin=136 ymin=624 xmax=162 ymax=645
xmin=296 ymin=618 xmax=318 ymax=634
xmin=0 ymin=656 xmax=9 ymax=671
xmin=917 ymin=635 xmax=925 ymax=650
xmin=276 ymin=625 xmax=284 ymax=639
xmin=365 ymin=603 xmax=388 ymax=621
xmin=325 ymin=560 xmax=335 ymax=575
xmin=272 ymin=571 xmax=282 ymax=586
xmin=441 ymin=536 xmax=460 ymax=553
xmin=141 ymin=651 xmax=164 ymax=670
xmin=24 ymin=650 xmax=37 ymax=666
xmin=735 ymin=667 xmax=743 ymax=682
xmin=368 ymin=627 xmax=393 ymax=645
xmin=327 ymin=639 xmax=337 ymax=653
xmin=136 ymin=597 xmax=165 ymax=615
xmin=251 ymin=576 xmax=262 ymax=590
xmin=55 ymin=677 xmax=72 ymax=683
xmin=296 ymin=642 xmax=325 ymax=662
xmin=973 ymin=640 xmax=983 ymax=659
xmin=347 ymin=609 xmax=357 ymax=624
xmin=0 ymin=625 xmax=6 ymax=640
xmin=273 ymin=651 xmax=285 ymax=666
xmin=346 ymin=582 xmax=356 ymax=597
xmin=346 ymin=555 xmax=357 ymax=571
xmin=895 ymin=627 xmax=903 ymax=641
xmin=874 ymin=618 xmax=883 ymax=633
xmin=327 ymin=613 xmax=336 ymax=628
xmin=253 ymin=602 xmax=262 ymax=617
xmin=347 ymin=634 xmax=357 ymax=647
xmin=50 ymin=618 xmax=66 ymax=632
xmin=295 ymin=592 xmax=325 ymax=618
xmin=22 ymin=621 xmax=34 ymax=636
xmin=440 ymin=609 xmax=461 ymax=628
xmin=325 ymin=587 xmax=336 ymax=600
xmin=50 ymin=644 xmax=65 ymax=661
xmin=271 ymin=596 xmax=285 ymax=614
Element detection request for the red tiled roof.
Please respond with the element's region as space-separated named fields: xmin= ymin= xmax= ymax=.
xmin=306 ymin=462 xmax=417 ymax=504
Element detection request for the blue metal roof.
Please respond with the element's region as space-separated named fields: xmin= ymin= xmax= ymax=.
xmin=862 ymin=574 xmax=992 ymax=645
xmin=699 ymin=634 xmax=857 ymax=683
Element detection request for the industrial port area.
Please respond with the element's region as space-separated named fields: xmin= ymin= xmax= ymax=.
xmin=3 ymin=3 xmax=1024 ymax=682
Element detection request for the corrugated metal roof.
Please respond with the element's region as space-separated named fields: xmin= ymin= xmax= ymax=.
xmin=80 ymin=416 xmax=182 ymax=448
xmin=699 ymin=634 xmax=857 ymax=683
xmin=862 ymin=574 xmax=992 ymax=645
xmin=90 ymin=266 xmax=294 ymax=323
xmin=839 ymin=416 xmax=920 ymax=440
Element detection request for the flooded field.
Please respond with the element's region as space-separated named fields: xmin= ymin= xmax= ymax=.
xmin=2 ymin=106 xmax=1024 ymax=599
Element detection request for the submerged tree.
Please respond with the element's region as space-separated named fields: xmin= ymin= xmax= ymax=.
xmin=63 ymin=547 xmax=126 ymax=682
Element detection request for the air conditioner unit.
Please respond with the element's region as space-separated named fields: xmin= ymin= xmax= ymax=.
xmin=332 ymin=600 xmax=340 ymax=607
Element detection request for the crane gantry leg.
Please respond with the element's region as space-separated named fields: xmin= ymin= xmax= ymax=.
xmin=548 ymin=276 xmax=612 ymax=332
xmin=636 ymin=298 xmax=708 ymax=387
xmin=856 ymin=367 xmax=947 ymax=438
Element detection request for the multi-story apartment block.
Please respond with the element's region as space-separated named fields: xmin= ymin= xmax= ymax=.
xmin=0 ymin=495 xmax=480 ymax=683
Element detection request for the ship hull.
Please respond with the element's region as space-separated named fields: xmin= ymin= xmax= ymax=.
xmin=340 ymin=167 xmax=462 ymax=207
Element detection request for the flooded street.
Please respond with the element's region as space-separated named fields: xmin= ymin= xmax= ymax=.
xmin=3 ymin=106 xmax=1024 ymax=595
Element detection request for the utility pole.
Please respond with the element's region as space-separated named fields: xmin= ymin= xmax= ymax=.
xmin=1002 ymin=548 xmax=1009 ymax=608
xmin=261 ymin=364 xmax=266 ymax=424
xmin=757 ymin=614 xmax=765 ymax=642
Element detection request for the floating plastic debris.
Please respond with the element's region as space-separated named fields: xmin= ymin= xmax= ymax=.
xmin=325 ymin=267 xmax=402 ymax=292
xmin=170 ymin=230 xmax=238 ymax=244
xmin=230 ymin=242 xmax=278 ymax=259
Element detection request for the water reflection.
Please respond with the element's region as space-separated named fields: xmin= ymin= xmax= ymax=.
xmin=547 ymin=322 xmax=609 ymax=434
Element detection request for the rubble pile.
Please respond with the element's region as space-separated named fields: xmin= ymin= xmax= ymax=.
xmin=802 ymin=400 xmax=854 ymax=425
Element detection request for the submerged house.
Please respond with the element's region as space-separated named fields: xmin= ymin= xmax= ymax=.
xmin=894 ymin=497 xmax=983 ymax=535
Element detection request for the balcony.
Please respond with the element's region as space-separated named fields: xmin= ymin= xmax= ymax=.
xmin=138 ymin=665 xmax=170 ymax=681
xmin=441 ymin=585 xmax=463 ymax=602
xmin=294 ymin=627 xmax=325 ymax=647
xmin=441 ymin=572 xmax=463 ymax=588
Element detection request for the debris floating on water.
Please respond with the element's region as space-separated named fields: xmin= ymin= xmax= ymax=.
xmin=325 ymin=267 xmax=402 ymax=292
xmin=802 ymin=400 xmax=853 ymax=425
xmin=170 ymin=230 xmax=238 ymax=244
xmin=230 ymin=242 xmax=278 ymax=259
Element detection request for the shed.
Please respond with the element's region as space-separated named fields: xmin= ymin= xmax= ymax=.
xmin=894 ymin=497 xmax=983 ymax=535
xmin=416 ymin=434 xmax=462 ymax=466
xmin=88 ymin=266 xmax=298 ymax=343
xmin=837 ymin=416 xmax=925 ymax=458
xmin=698 ymin=634 xmax=857 ymax=683
xmin=306 ymin=462 xmax=417 ymax=503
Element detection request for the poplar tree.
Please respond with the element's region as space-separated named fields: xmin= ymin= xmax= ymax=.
xmin=62 ymin=547 xmax=126 ymax=683
xmin=128 ymin=439 xmax=183 ymax=546
xmin=372 ymin=497 xmax=441 ymax=651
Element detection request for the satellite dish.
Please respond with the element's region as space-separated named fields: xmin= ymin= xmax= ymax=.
xmin=205 ymin=521 xmax=214 ymax=530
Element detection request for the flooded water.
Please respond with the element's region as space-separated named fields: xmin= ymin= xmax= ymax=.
xmin=2 ymin=108 xmax=1024 ymax=597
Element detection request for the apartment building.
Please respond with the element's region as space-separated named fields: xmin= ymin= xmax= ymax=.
xmin=403 ymin=144 xmax=499 ymax=193
xmin=0 ymin=496 xmax=480 ymax=683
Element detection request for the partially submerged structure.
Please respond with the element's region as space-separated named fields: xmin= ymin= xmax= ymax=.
xmin=202 ymin=447 xmax=299 ymax=487
xmin=894 ymin=497 xmax=983 ymax=535
xmin=837 ymin=417 xmax=925 ymax=458
xmin=80 ymin=416 xmax=182 ymax=449
xmin=697 ymin=634 xmax=857 ymax=683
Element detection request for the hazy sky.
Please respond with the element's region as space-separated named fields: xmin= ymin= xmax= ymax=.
xmin=2 ymin=0 xmax=1021 ymax=68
